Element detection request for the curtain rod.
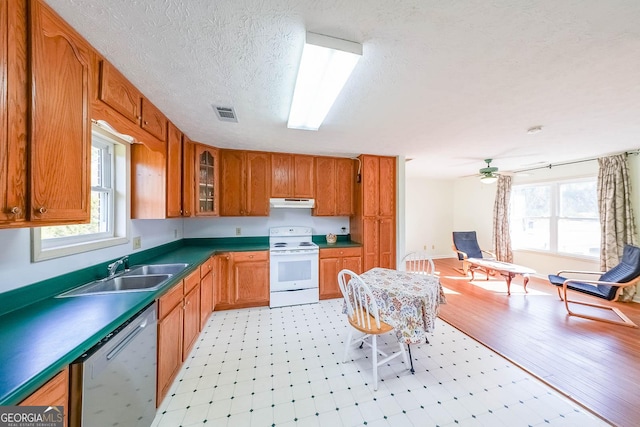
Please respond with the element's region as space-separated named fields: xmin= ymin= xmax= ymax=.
xmin=513 ymin=149 xmax=640 ymax=174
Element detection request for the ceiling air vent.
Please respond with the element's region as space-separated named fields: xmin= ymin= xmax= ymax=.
xmin=213 ymin=105 xmax=238 ymax=123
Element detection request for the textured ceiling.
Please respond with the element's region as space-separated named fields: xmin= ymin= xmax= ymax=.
xmin=44 ymin=0 xmax=640 ymax=178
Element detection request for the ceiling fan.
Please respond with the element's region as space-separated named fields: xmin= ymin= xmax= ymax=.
xmin=479 ymin=159 xmax=499 ymax=184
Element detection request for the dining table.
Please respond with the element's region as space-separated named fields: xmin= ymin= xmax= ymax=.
xmin=356 ymin=267 xmax=447 ymax=371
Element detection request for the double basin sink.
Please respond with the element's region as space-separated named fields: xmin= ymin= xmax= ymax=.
xmin=57 ymin=263 xmax=189 ymax=297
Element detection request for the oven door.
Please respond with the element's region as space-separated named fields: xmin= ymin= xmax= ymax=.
xmin=270 ymin=251 xmax=319 ymax=292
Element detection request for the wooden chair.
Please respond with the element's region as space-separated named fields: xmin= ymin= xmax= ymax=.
xmin=451 ymin=231 xmax=496 ymax=276
xmin=337 ymin=269 xmax=409 ymax=390
xmin=400 ymin=251 xmax=435 ymax=276
xmin=548 ymin=244 xmax=640 ymax=328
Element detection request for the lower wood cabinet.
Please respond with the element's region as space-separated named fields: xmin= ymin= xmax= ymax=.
xmin=19 ymin=367 xmax=68 ymax=426
xmin=200 ymin=256 xmax=214 ymax=329
xmin=215 ymin=251 xmax=270 ymax=310
xmin=156 ymin=280 xmax=184 ymax=405
xmin=319 ymin=247 xmax=362 ymax=299
xmin=182 ymin=269 xmax=201 ymax=361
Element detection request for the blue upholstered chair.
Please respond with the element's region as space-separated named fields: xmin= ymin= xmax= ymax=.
xmin=548 ymin=244 xmax=640 ymax=328
xmin=451 ymin=231 xmax=495 ymax=275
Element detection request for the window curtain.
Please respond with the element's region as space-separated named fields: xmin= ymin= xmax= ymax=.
xmin=492 ymin=174 xmax=513 ymax=263
xmin=598 ymin=154 xmax=638 ymax=301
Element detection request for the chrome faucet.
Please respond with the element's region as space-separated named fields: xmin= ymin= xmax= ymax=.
xmin=107 ymin=256 xmax=129 ymax=277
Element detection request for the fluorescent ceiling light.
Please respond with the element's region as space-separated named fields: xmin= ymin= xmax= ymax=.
xmin=287 ymin=32 xmax=362 ymax=131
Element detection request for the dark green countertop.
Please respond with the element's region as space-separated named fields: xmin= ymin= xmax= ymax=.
xmin=0 ymin=235 xmax=359 ymax=405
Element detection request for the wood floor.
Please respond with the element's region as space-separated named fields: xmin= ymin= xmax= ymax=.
xmin=434 ymin=258 xmax=640 ymax=427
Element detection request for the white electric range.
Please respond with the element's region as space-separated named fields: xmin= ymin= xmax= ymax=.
xmin=269 ymin=226 xmax=319 ymax=308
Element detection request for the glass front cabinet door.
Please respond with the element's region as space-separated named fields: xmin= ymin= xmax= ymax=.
xmin=195 ymin=145 xmax=219 ymax=216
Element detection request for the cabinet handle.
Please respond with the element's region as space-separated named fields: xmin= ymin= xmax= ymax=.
xmin=144 ymin=120 xmax=149 ymax=125
xmin=10 ymin=206 xmax=22 ymax=216
xmin=249 ymin=255 xmax=254 ymax=259
xmin=36 ymin=207 xmax=47 ymax=214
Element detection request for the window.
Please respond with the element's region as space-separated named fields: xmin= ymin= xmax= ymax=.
xmin=32 ymin=127 xmax=129 ymax=261
xmin=510 ymin=178 xmax=600 ymax=258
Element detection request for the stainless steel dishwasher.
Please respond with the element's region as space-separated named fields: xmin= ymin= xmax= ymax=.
xmin=69 ymin=302 xmax=157 ymax=427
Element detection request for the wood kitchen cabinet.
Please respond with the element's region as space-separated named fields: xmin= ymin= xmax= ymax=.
xmin=200 ymin=256 xmax=214 ymax=329
xmin=350 ymin=155 xmax=396 ymax=271
xmin=215 ymin=251 xmax=270 ymax=310
xmin=314 ymin=157 xmax=354 ymax=216
xmin=182 ymin=269 xmax=201 ymax=360
xmin=157 ymin=282 xmax=183 ymax=405
xmin=98 ymin=59 xmax=167 ymax=141
xmin=270 ymin=153 xmax=315 ymax=198
xmin=220 ymin=150 xmax=270 ymax=216
xmin=28 ymin=0 xmax=92 ymax=224
xmin=166 ymin=122 xmax=183 ymax=217
xmin=194 ymin=144 xmax=219 ymax=216
xmin=19 ymin=367 xmax=68 ymax=426
xmin=0 ymin=0 xmax=28 ymax=226
xmin=319 ymin=247 xmax=362 ymax=299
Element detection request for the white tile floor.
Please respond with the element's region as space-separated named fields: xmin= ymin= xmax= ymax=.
xmin=151 ymin=299 xmax=609 ymax=427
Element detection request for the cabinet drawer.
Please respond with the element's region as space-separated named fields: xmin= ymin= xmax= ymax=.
xmin=320 ymin=247 xmax=362 ymax=259
xmin=200 ymin=257 xmax=213 ymax=278
xmin=183 ymin=268 xmax=200 ymax=293
xmin=158 ymin=281 xmax=183 ymax=320
xmin=233 ymin=251 xmax=268 ymax=262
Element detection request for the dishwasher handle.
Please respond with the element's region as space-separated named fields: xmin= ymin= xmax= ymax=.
xmin=106 ymin=317 xmax=148 ymax=361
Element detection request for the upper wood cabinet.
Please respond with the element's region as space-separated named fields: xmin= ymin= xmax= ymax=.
xmin=270 ymin=153 xmax=315 ymax=198
xmin=29 ymin=0 xmax=92 ymax=224
xmin=182 ymin=136 xmax=194 ymax=217
xmin=98 ymin=60 xmax=141 ymax=124
xmin=194 ymin=144 xmax=219 ymax=216
xmin=166 ymin=122 xmax=183 ymax=218
xmin=220 ymin=150 xmax=270 ymax=216
xmin=361 ymin=155 xmax=395 ymax=217
xmin=98 ymin=58 xmax=167 ymax=142
xmin=314 ymin=157 xmax=354 ymax=216
xmin=0 ymin=0 xmax=28 ymax=227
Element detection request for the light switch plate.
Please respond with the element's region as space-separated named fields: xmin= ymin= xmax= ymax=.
xmin=132 ymin=236 xmax=141 ymax=249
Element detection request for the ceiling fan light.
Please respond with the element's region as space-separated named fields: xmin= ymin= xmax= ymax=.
xmin=480 ymin=174 xmax=498 ymax=184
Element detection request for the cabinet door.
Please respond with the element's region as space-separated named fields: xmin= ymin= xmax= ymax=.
xmin=181 ymin=136 xmax=194 ymax=217
xmin=361 ymin=155 xmax=380 ymax=217
xmin=314 ymin=157 xmax=336 ymax=216
xmin=342 ymin=256 xmax=362 ymax=274
xmin=20 ymin=367 xmax=68 ymax=425
xmin=98 ymin=60 xmax=141 ymax=124
xmin=319 ymin=257 xmax=341 ymax=299
xmin=214 ymin=253 xmax=232 ymax=308
xmin=293 ymin=155 xmax=315 ymax=198
xmin=194 ymin=145 xmax=219 ymax=216
xmin=200 ymin=270 xmax=213 ymax=329
xmin=233 ymin=252 xmax=269 ymax=306
xmin=378 ymin=217 xmax=395 ymax=269
xmin=157 ymin=301 xmax=183 ymax=405
xmin=0 ymin=0 xmax=28 ymax=226
xmin=166 ymin=122 xmax=183 ymax=218
xmin=131 ymin=143 xmax=166 ymax=219
xmin=335 ymin=158 xmax=354 ymax=216
xmin=182 ymin=283 xmax=200 ymax=361
xmin=271 ymin=153 xmax=292 ymax=197
xmin=362 ymin=217 xmax=379 ymax=272
xmin=141 ymin=97 xmax=167 ymax=141
xmin=29 ymin=0 xmax=91 ymax=223
xmin=245 ymin=152 xmax=270 ymax=216
xmin=378 ymin=156 xmax=396 ymax=217
xmin=220 ymin=150 xmax=244 ymax=216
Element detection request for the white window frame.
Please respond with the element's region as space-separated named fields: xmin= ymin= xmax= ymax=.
xmin=510 ymin=177 xmax=599 ymax=259
xmin=32 ymin=127 xmax=130 ymax=261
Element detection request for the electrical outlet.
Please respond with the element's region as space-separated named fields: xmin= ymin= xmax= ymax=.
xmin=423 ymin=244 xmax=427 ymax=250
xmin=174 ymin=229 xmax=178 ymax=239
xmin=236 ymin=227 xmax=241 ymax=236
xmin=432 ymin=244 xmax=435 ymax=250
xmin=132 ymin=236 xmax=141 ymax=250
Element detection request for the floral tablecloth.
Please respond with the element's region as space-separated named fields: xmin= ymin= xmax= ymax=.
xmin=358 ymin=268 xmax=447 ymax=344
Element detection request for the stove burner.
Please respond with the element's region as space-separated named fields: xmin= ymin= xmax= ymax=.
xmin=299 ymin=242 xmax=314 ymax=246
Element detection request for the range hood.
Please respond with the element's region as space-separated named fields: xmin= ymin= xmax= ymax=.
xmin=270 ymin=198 xmax=315 ymax=209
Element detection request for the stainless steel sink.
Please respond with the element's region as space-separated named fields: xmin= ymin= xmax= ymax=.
xmin=124 ymin=263 xmax=188 ymax=276
xmin=57 ymin=262 xmax=189 ymax=297
xmin=58 ymin=274 xmax=172 ymax=297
